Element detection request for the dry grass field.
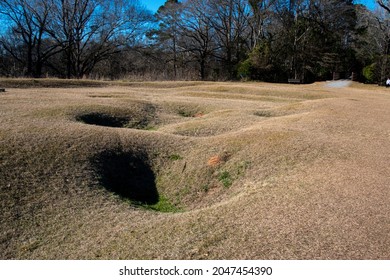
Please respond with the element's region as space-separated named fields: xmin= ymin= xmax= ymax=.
xmin=1 ymin=79 xmax=390 ymax=259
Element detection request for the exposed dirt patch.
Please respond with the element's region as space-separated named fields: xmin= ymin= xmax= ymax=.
xmin=207 ymin=152 xmax=231 ymax=167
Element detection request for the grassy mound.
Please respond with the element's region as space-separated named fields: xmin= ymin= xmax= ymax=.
xmin=0 ymin=78 xmax=108 ymax=88
xmin=1 ymin=80 xmax=390 ymax=259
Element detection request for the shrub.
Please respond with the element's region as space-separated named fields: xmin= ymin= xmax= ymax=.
xmin=237 ymin=59 xmax=252 ymax=80
xmin=363 ymin=63 xmax=377 ymax=84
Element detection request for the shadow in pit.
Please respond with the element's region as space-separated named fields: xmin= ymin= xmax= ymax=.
xmin=93 ymin=151 xmax=159 ymax=204
xmin=76 ymin=113 xmax=130 ymax=128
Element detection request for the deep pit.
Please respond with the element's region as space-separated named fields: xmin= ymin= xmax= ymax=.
xmin=76 ymin=111 xmax=156 ymax=129
xmin=77 ymin=113 xmax=131 ymax=128
xmin=92 ymin=151 xmax=159 ymax=205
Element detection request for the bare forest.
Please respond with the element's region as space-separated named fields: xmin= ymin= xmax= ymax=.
xmin=1 ymin=0 xmax=390 ymax=83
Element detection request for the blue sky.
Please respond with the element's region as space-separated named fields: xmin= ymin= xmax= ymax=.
xmin=140 ymin=0 xmax=379 ymax=13
xmin=141 ymin=0 xmax=167 ymax=13
xmin=357 ymin=0 xmax=377 ymax=10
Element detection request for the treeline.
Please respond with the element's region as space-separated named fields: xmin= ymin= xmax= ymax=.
xmin=1 ymin=0 xmax=390 ymax=83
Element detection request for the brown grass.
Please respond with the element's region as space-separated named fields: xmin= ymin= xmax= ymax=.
xmin=1 ymin=80 xmax=390 ymax=259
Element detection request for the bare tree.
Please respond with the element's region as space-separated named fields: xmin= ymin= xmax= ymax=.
xmin=206 ymin=0 xmax=251 ymax=79
xmin=378 ymin=0 xmax=390 ymax=12
xmin=375 ymin=1 xmax=390 ymax=83
xmin=0 ymin=0 xmax=58 ymax=77
xmin=45 ymin=0 xmax=150 ymax=78
xmin=0 ymin=0 xmax=381 ymax=82
xmin=179 ymin=0 xmax=218 ymax=80
xmin=247 ymin=0 xmax=276 ymax=50
xmin=150 ymin=0 xmax=183 ymax=79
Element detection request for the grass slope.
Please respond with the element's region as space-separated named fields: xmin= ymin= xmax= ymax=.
xmin=1 ymin=80 xmax=390 ymax=259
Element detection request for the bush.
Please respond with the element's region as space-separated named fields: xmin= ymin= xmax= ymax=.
xmin=363 ymin=63 xmax=377 ymax=83
xmin=237 ymin=59 xmax=252 ymax=80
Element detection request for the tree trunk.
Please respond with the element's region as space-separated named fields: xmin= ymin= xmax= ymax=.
xmin=200 ymin=58 xmax=206 ymax=80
